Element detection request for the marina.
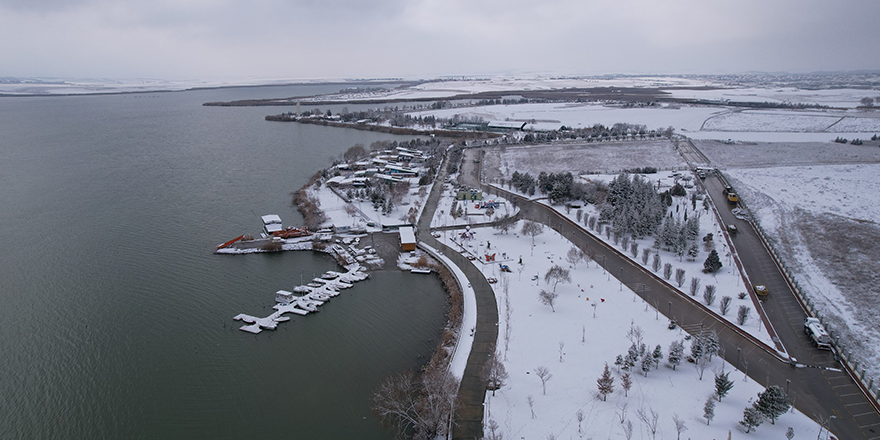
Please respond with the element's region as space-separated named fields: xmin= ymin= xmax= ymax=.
xmin=233 ymin=266 xmax=370 ymax=334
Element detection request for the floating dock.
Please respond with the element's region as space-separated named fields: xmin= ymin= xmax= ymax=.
xmin=232 ymin=265 xmax=370 ymax=334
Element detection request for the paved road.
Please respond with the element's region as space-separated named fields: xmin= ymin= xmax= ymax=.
xmin=463 ymin=147 xmax=880 ymax=440
xmin=703 ymin=171 xmax=880 ymax=440
xmin=417 ymin=158 xmax=498 ymax=440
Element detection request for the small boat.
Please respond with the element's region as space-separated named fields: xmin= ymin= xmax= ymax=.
xmin=411 ymin=268 xmax=432 ymax=274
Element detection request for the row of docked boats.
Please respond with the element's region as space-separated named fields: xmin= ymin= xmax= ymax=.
xmin=233 ymin=266 xmax=370 ymax=334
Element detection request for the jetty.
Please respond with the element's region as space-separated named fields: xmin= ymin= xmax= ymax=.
xmin=232 ymin=265 xmax=370 ymax=334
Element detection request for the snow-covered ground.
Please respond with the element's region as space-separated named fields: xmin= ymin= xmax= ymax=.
xmin=488 ymin=171 xmax=778 ymax=351
xmin=0 ymin=77 xmax=328 ymax=95
xmin=304 ymin=76 xmax=717 ymax=102
xmin=435 ymin=221 xmax=820 ymax=439
xmin=694 ymin=140 xmax=880 ymax=169
xmin=480 ymin=141 xmax=690 ymax=183
xmin=412 ymin=102 xmax=726 ymax=133
xmin=430 ymin=179 xmax=519 ymax=229
xmin=311 ymin=176 xmax=430 ymax=231
xmin=665 ymin=86 xmax=880 ymax=109
xmin=724 ymin=164 xmax=880 ymax=382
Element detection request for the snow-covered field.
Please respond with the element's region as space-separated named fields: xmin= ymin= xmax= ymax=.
xmin=694 ymin=140 xmax=880 ymax=169
xmin=436 ymin=221 xmax=820 ymax=439
xmin=480 ymin=141 xmax=689 ymax=183
xmin=724 ymin=164 xmax=880 ymax=382
xmin=306 ymin=76 xmax=717 ymax=102
xmin=412 ymin=102 xmax=726 ymax=133
xmin=703 ymin=110 xmax=880 ymax=133
xmin=665 ymin=86 xmax=880 ymax=109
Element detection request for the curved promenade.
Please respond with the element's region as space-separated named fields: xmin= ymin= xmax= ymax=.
xmin=417 ymin=162 xmax=498 ymax=440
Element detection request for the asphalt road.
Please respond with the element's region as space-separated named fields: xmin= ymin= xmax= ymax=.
xmin=461 ymin=147 xmax=880 ymax=440
xmin=702 ymin=171 xmax=880 ymax=440
xmin=417 ymin=158 xmax=498 ymax=440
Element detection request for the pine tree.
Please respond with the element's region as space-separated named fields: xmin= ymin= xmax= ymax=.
xmin=614 ymin=354 xmax=624 ymax=373
xmin=651 ymin=344 xmax=663 ymax=368
xmin=740 ymin=405 xmax=764 ymax=433
xmin=687 ymin=243 xmax=699 ymax=260
xmin=668 ymin=340 xmax=684 ymax=370
xmin=704 ymin=330 xmax=719 ymax=361
xmin=640 ymin=352 xmax=653 ymax=377
xmin=714 ymin=371 xmax=734 ymax=400
xmin=703 ymin=249 xmax=722 ymax=273
xmin=703 ymin=396 xmax=716 ymax=425
xmin=624 ymin=343 xmax=639 ymax=371
xmin=597 ymin=362 xmax=614 ymax=401
xmin=621 ymin=371 xmax=632 ymax=397
xmin=690 ymin=334 xmax=704 ymax=361
xmin=754 ymin=385 xmax=790 ymax=424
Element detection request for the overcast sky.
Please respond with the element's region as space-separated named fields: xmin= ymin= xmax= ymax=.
xmin=2 ymin=0 xmax=879 ymax=80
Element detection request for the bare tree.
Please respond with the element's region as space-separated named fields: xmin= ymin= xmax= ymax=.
xmin=695 ymin=352 xmax=711 ymax=380
xmin=485 ymin=419 xmax=502 ymax=440
xmin=616 ymin=402 xmax=628 ymax=423
xmin=637 ymin=407 xmax=660 ymax=440
xmin=737 ymin=305 xmax=751 ymax=325
xmin=719 ymin=296 xmax=732 ymax=315
xmin=626 ymin=324 xmax=645 ymax=347
xmin=521 ymin=221 xmax=544 ymax=255
xmin=703 ymin=285 xmax=717 ymax=306
xmin=534 ymin=366 xmax=552 ymax=395
xmin=344 ymin=203 xmax=359 ymax=217
xmin=689 ymin=277 xmax=701 ymax=296
xmin=672 ymin=413 xmax=688 ymax=440
xmin=675 ymin=268 xmax=686 ymax=287
xmin=372 ymin=368 xmax=459 ymax=440
xmin=527 ymin=395 xmax=536 ymax=419
xmin=576 ymin=409 xmax=584 ymax=434
xmin=544 ymin=265 xmax=571 ymax=292
xmin=622 ymin=420 xmax=634 ymax=440
xmin=539 ymin=290 xmax=558 ymax=312
xmin=566 ymin=246 xmax=585 ymax=268
xmin=482 ymin=350 xmax=509 ymax=396
xmin=558 ymin=341 xmax=565 ymax=363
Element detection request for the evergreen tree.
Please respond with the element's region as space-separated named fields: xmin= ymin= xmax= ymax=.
xmin=597 ymin=362 xmax=615 ymax=401
xmin=754 ymin=385 xmax=790 ymax=424
xmin=690 ymin=334 xmax=704 ymax=361
xmin=621 ymin=371 xmax=632 ymax=397
xmin=651 ymin=344 xmax=663 ymax=368
xmin=703 ymin=249 xmax=722 ymax=273
xmin=740 ymin=405 xmax=764 ymax=433
xmin=714 ymin=371 xmax=734 ymax=401
xmin=623 ymin=344 xmax=639 ymax=371
xmin=703 ymin=396 xmax=716 ymax=425
xmin=614 ymin=354 xmax=624 ymax=373
xmin=687 ymin=243 xmax=699 ymax=260
xmin=704 ymin=331 xmax=720 ymax=361
xmin=640 ymin=352 xmax=653 ymax=376
xmin=667 ymin=340 xmax=684 ymax=370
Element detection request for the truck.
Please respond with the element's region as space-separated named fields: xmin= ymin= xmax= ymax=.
xmin=804 ymin=317 xmax=832 ymax=350
xmin=722 ymin=186 xmax=739 ymax=204
xmin=754 ymin=284 xmax=769 ymax=300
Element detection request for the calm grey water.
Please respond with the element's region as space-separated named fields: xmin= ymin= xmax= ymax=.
xmin=0 ymin=85 xmax=447 ymax=439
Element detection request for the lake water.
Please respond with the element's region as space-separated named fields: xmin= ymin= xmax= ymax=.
xmin=0 ymin=85 xmax=448 ymax=439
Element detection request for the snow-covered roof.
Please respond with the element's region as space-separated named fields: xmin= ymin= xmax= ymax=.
xmin=261 ymin=215 xmax=281 ymax=225
xmin=399 ymin=226 xmax=415 ymax=245
xmin=326 ymin=176 xmax=345 ymax=185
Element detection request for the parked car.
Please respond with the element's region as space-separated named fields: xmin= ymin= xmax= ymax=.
xmin=727 ymin=224 xmax=737 ymax=234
